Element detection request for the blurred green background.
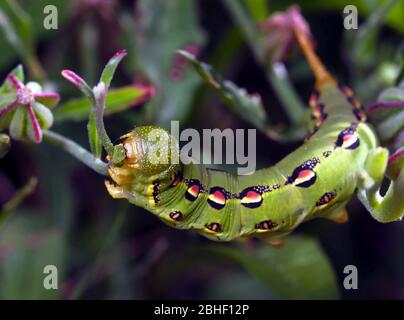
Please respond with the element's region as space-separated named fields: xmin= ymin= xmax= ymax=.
xmin=0 ymin=0 xmax=403 ymax=299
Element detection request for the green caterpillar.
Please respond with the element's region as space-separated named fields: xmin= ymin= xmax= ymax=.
xmin=105 ymin=20 xmax=404 ymax=244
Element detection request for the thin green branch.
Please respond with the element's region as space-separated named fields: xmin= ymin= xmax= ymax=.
xmin=42 ymin=130 xmax=109 ymax=176
xmin=93 ymin=82 xmax=114 ymax=156
xmin=93 ymin=82 xmax=126 ymax=165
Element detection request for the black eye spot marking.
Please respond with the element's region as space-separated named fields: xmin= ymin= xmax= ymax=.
xmin=185 ymin=179 xmax=201 ymax=201
xmin=207 ymin=186 xmax=228 ymax=210
xmin=323 ymin=150 xmax=332 ymax=158
xmin=316 ymin=192 xmax=337 ymax=207
xmin=335 ymin=125 xmax=360 ymax=150
xmin=286 ymin=158 xmax=320 ymax=188
xmin=239 ymin=187 xmax=263 ymax=208
xmin=152 ymin=181 xmax=159 ymax=204
xmin=255 ymin=220 xmax=278 ymax=231
xmin=238 ymin=185 xmax=274 ymax=209
xmin=169 ymin=210 xmax=184 ymax=221
xmin=206 ymin=222 xmax=222 ymax=233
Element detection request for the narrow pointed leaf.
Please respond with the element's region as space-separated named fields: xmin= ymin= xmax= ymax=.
xmin=87 ymin=113 xmax=102 ymax=159
xmin=61 ymin=70 xmax=94 ymax=101
xmin=54 ymin=85 xmax=153 ymax=122
xmin=0 ymin=65 xmax=24 ymax=93
xmin=34 ymin=93 xmax=60 ymax=109
xmin=100 ymin=50 xmax=127 ymax=90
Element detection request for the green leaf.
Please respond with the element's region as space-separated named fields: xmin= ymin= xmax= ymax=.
xmin=87 ymin=113 xmax=102 ymax=159
xmin=32 ymin=102 xmax=53 ymax=130
xmin=0 ymin=93 xmax=15 ymax=106
xmin=9 ymin=106 xmax=26 ymax=141
xmin=61 ymin=70 xmax=94 ymax=102
xmin=10 ymin=64 xmax=24 ymax=82
xmin=0 ymin=65 xmax=24 ymax=93
xmin=206 ymin=236 xmax=339 ymax=299
xmin=100 ymin=50 xmax=127 ymax=90
xmin=134 ymin=0 xmax=206 ymax=125
xmin=54 ymin=86 xmax=151 ymax=122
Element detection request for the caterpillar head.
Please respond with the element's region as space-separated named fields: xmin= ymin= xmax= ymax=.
xmin=118 ymin=126 xmax=179 ymax=176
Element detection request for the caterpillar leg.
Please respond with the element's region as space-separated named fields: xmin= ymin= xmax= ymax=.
xmin=105 ymin=180 xmax=138 ymax=203
xmin=321 ymin=200 xmax=350 ymax=224
xmin=256 ymin=231 xmax=290 ymax=248
xmin=357 ymin=147 xmax=404 ymax=222
xmin=264 ymin=238 xmax=286 ymax=248
xmin=326 ymin=209 xmax=349 ymax=224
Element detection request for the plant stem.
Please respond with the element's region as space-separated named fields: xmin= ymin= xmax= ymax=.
xmin=42 ymin=130 xmax=109 ymax=176
xmin=222 ymin=0 xmax=306 ymax=125
xmin=0 ymin=177 xmax=38 ymax=227
xmin=93 ymin=82 xmax=114 ymax=156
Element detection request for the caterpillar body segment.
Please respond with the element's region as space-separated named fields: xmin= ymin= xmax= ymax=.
xmin=106 ymin=96 xmax=376 ymax=242
xmin=105 ymin=16 xmax=403 ymax=241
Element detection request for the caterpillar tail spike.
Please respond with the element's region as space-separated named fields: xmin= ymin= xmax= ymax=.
xmin=292 ymin=20 xmax=337 ymax=89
